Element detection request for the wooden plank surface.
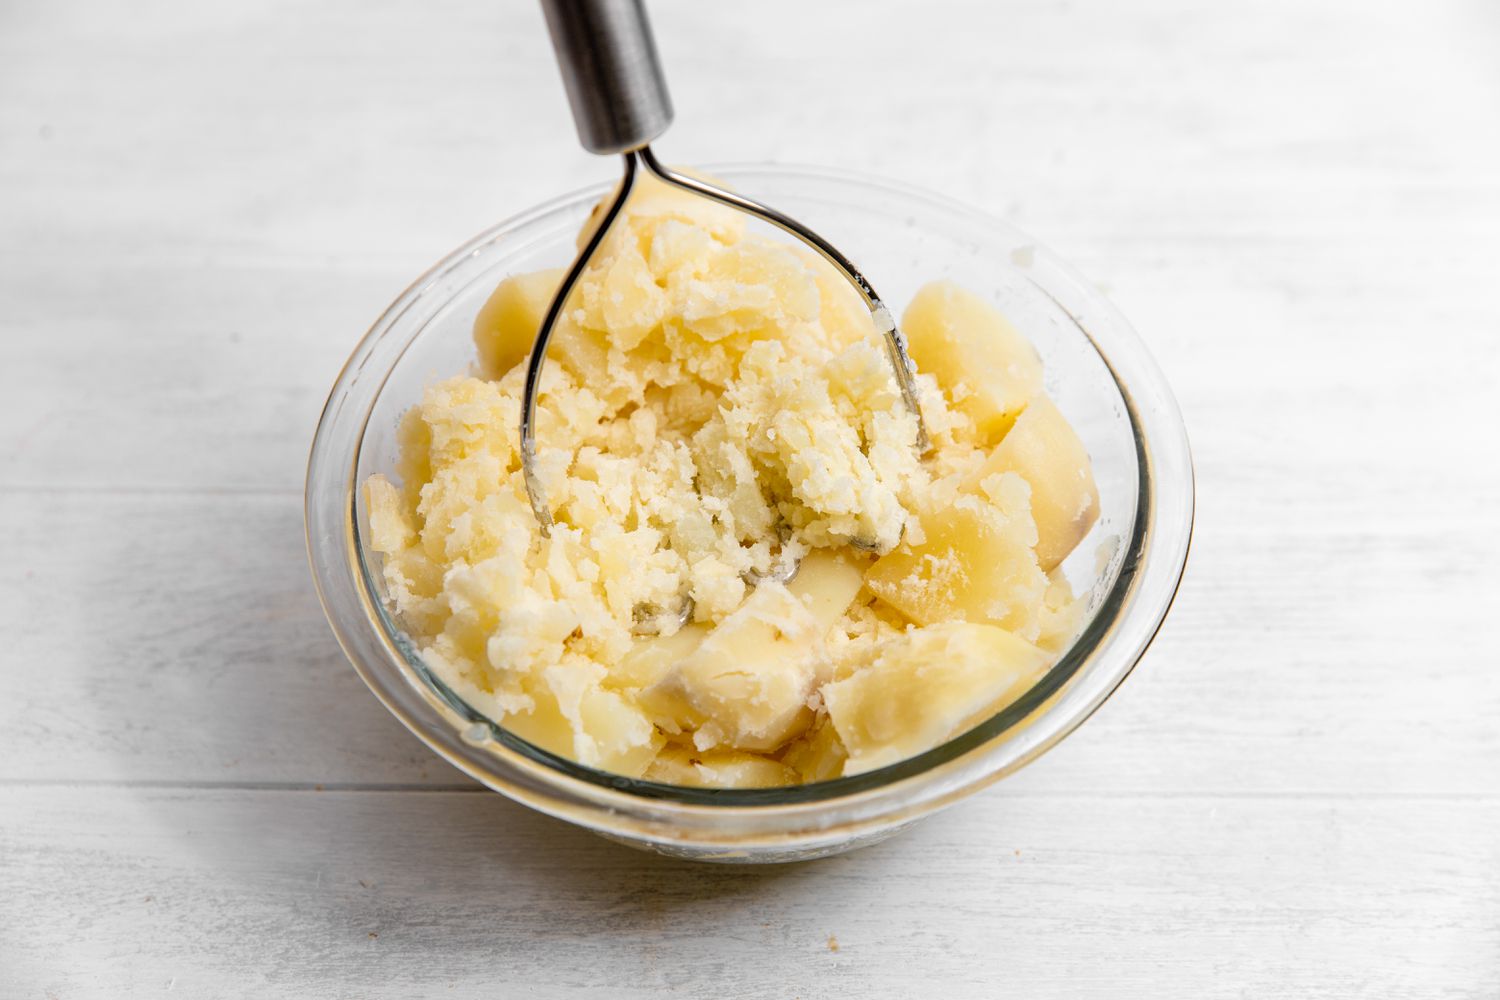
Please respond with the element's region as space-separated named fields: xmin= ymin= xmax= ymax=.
xmin=4 ymin=787 xmax=1497 ymax=999
xmin=3 ymin=0 xmax=1498 ymax=995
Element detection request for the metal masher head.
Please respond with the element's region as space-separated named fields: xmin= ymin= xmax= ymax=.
xmin=526 ymin=0 xmax=929 ymax=539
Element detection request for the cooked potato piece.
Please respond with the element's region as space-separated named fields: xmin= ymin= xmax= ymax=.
xmin=472 ymin=268 xmax=563 ymax=379
xmin=472 ymin=268 xmax=612 ymax=386
xmin=677 ymin=238 xmax=820 ymax=344
xmin=793 ymin=246 xmax=877 ymax=350
xmin=607 ymin=623 xmax=709 ymax=691
xmin=574 ymin=685 xmax=667 ymax=777
xmin=640 ymin=580 xmax=818 ymax=751
xmin=822 ymin=622 xmax=1050 ymax=774
xmin=577 ymin=237 xmax=667 ymax=351
xmin=863 ymin=491 xmax=1047 ymax=640
xmin=641 ymin=549 xmax=864 ymax=752
xmin=504 ymin=671 xmax=664 ymax=779
xmin=780 ymin=714 xmax=849 ymax=783
xmin=902 ymin=280 xmax=1042 ymax=441
xmin=973 ymin=396 xmax=1099 ymax=570
xmin=576 ymin=167 xmax=745 ymax=251
xmin=644 ymin=745 xmax=799 ymax=788
xmin=785 ymin=548 xmax=868 ymax=626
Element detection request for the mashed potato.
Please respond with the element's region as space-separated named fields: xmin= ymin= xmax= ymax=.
xmin=365 ymin=176 xmax=1098 ymax=785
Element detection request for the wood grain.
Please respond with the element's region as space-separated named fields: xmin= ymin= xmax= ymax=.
xmin=2 ymin=0 xmax=1498 ymax=995
xmin=4 ymin=787 xmax=1496 ymax=999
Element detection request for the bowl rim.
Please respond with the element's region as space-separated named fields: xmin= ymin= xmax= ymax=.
xmin=306 ymin=162 xmax=1194 ymax=839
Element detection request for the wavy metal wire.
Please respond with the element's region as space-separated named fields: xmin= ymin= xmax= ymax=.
xmin=519 ymin=146 xmax=929 ymax=535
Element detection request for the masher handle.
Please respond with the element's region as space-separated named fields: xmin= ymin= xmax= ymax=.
xmin=540 ymin=0 xmax=674 ymax=155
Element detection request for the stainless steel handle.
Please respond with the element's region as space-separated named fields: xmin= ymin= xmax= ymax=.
xmin=539 ymin=0 xmax=674 ymax=155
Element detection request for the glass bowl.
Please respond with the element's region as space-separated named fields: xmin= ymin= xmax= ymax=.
xmin=305 ymin=164 xmax=1193 ymax=863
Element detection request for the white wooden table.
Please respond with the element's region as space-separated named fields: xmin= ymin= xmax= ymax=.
xmin=4 ymin=1 xmax=1497 ymax=996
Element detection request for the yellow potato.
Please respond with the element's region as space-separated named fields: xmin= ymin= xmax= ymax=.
xmin=364 ymin=475 xmax=415 ymax=552
xmin=499 ymin=688 xmax=574 ymax=760
xmin=471 ymin=268 xmax=612 ymax=386
xmin=822 ymin=622 xmax=1050 ymax=774
xmin=576 ymin=167 xmax=745 ymax=252
xmin=504 ymin=668 xmax=663 ymax=778
xmin=644 ymin=745 xmax=798 ymax=788
xmin=577 ymin=237 xmax=666 ymax=351
xmin=607 ymin=623 xmax=709 ymax=691
xmin=793 ymin=247 xmax=877 ymax=351
xmin=780 ymin=714 xmax=848 ymax=783
xmin=677 ymin=238 xmax=820 ymax=344
xmin=574 ymin=685 xmax=666 ymax=777
xmin=639 ymin=581 xmax=818 ymax=750
xmin=785 ymin=548 xmax=868 ymax=626
xmin=901 ymin=280 xmax=1042 ymax=441
xmin=640 ymin=549 xmax=864 ymax=751
xmin=863 ymin=491 xmax=1047 ymax=639
xmin=472 ymin=268 xmax=563 ymax=380
xmin=973 ymin=395 xmax=1099 ymax=570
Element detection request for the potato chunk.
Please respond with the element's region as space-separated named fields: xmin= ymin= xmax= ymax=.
xmin=641 ymin=549 xmax=864 ymax=752
xmin=822 ymin=622 xmax=1050 ymax=774
xmin=607 ymin=623 xmax=709 ymax=691
xmin=472 ymin=268 xmax=611 ymax=386
xmin=503 ymin=667 xmax=664 ymax=778
xmin=641 ymin=581 xmax=817 ymax=751
xmin=863 ymin=488 xmax=1047 ymax=639
xmin=784 ymin=548 xmax=868 ymax=626
xmin=644 ymin=745 xmax=798 ymax=788
xmin=576 ymin=167 xmax=744 ymax=251
xmin=901 ymin=280 xmax=1042 ymax=441
xmin=577 ymin=237 xmax=667 ymax=351
xmin=794 ymin=247 xmax=877 ymax=351
xmin=780 ymin=714 xmax=848 ymax=783
xmin=677 ymin=239 xmax=820 ymax=344
xmin=472 ymin=268 xmax=563 ymax=379
xmin=973 ymin=395 xmax=1099 ymax=570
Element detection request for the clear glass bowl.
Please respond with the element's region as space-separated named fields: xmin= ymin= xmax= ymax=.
xmin=305 ymin=165 xmax=1193 ymax=863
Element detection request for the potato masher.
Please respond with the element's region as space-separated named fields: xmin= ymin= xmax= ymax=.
xmin=524 ymin=0 xmax=930 ymax=536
